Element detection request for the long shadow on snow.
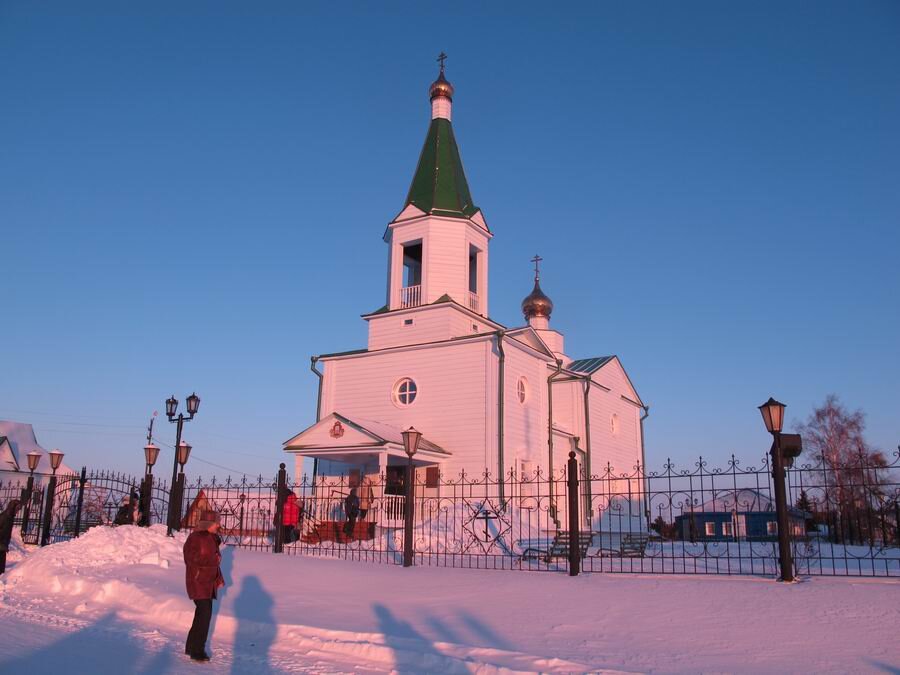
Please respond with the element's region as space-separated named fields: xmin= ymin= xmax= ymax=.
xmin=0 ymin=613 xmax=169 ymax=674
xmin=230 ymin=574 xmax=276 ymax=674
xmin=208 ymin=543 xmax=235 ymax=656
xmin=374 ymin=603 xmax=447 ymax=674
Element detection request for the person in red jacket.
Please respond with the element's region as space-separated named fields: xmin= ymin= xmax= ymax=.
xmin=183 ymin=509 xmax=225 ymax=662
xmin=282 ymin=490 xmax=300 ymax=544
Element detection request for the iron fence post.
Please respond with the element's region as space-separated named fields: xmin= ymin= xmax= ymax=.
xmin=19 ymin=474 xmax=35 ymax=537
xmin=567 ymin=451 xmax=580 ymax=576
xmin=895 ymin=501 xmax=900 ymax=547
xmin=73 ymin=467 xmax=87 ymax=537
xmin=171 ymin=472 xmax=185 ymax=533
xmin=39 ymin=474 xmax=59 ymax=547
xmin=770 ymin=434 xmax=794 ymax=582
xmin=166 ymin=413 xmax=185 ymax=536
xmin=140 ymin=472 xmax=153 ymax=527
xmin=403 ymin=457 xmax=415 ymax=567
xmin=274 ymin=463 xmax=287 ymax=553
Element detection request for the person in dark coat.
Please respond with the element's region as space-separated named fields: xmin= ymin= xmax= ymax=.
xmin=343 ymin=488 xmax=360 ymax=539
xmin=183 ymin=509 xmax=225 ymax=662
xmin=113 ymin=495 xmax=134 ymax=525
xmin=0 ymin=499 xmax=22 ymax=574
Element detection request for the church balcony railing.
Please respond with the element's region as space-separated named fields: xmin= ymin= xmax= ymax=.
xmin=399 ymin=285 xmax=422 ymax=308
xmin=467 ymin=291 xmax=479 ymax=313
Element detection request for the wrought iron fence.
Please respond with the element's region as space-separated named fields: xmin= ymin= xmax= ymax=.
xmin=4 ymin=448 xmax=897 ymax=579
xmin=578 ymin=449 xmax=899 ymax=577
xmin=178 ymin=474 xmax=280 ymax=551
xmin=0 ymin=477 xmax=44 ymax=544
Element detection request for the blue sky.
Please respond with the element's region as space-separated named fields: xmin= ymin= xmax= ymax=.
xmin=2 ymin=2 xmax=898 ymax=479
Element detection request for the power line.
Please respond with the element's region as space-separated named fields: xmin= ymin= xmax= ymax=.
xmin=151 ymin=436 xmax=259 ymax=477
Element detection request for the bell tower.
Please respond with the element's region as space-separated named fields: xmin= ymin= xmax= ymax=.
xmin=383 ymin=54 xmax=492 ymax=317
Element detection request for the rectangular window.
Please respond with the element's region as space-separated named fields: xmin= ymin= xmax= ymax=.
xmin=767 ymin=521 xmax=778 ymax=535
xmin=705 ymin=522 xmax=716 ymax=537
xmin=723 ymin=521 xmax=733 ymax=537
xmin=402 ymin=242 xmax=422 ymax=287
xmin=468 ymin=245 xmax=479 ymax=293
xmin=424 ymin=466 xmax=440 ymax=488
xmin=404 ymin=319 xmax=413 ymax=326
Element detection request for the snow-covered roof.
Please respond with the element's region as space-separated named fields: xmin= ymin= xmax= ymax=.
xmin=0 ymin=420 xmax=76 ymax=476
xmin=698 ymin=489 xmax=775 ymax=513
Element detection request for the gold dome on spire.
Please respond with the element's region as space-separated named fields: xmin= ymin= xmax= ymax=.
xmin=521 ymin=254 xmax=553 ymax=321
xmin=429 ymin=51 xmax=454 ymax=101
xmin=522 ymin=280 xmax=553 ymax=320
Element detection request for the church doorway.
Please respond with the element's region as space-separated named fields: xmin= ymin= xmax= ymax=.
xmin=385 ymin=465 xmax=406 ymax=495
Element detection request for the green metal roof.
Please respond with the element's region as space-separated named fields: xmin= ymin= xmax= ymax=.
xmin=405 ymin=118 xmax=478 ymax=219
xmin=567 ymin=356 xmax=614 ymax=374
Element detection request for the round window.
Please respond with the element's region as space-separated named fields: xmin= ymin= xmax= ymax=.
xmin=517 ymin=377 xmax=528 ymax=404
xmin=392 ymin=378 xmax=418 ymax=407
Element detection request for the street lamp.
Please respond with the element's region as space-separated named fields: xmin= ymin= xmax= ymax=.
xmin=758 ymin=397 xmax=786 ymax=435
xmin=176 ymin=440 xmax=192 ymax=467
xmin=48 ymin=450 xmax=64 ymax=474
xmin=401 ymin=427 xmax=421 ymax=567
xmin=40 ymin=449 xmax=65 ymax=546
xmin=139 ymin=442 xmax=160 ymax=527
xmin=144 ymin=443 xmax=160 ymax=470
xmin=165 ymin=393 xmax=200 ymax=535
xmin=20 ymin=452 xmax=42 ymax=537
xmin=759 ymin=397 xmax=793 ymax=582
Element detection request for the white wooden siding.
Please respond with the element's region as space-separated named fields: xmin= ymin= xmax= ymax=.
xmin=367 ymin=304 xmax=490 ymax=351
xmin=321 ymin=340 xmax=490 ymax=475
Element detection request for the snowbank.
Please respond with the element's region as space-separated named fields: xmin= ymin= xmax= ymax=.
xmin=0 ymin=524 xmax=898 ymax=673
xmin=2 ymin=525 xmax=190 ymax=627
xmin=5 ymin=529 xmax=29 ymax=564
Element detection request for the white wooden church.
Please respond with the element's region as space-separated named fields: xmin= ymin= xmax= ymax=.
xmin=283 ymin=61 xmax=647 ymax=502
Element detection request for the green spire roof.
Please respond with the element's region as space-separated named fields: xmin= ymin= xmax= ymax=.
xmin=405 ymin=118 xmax=478 ymax=219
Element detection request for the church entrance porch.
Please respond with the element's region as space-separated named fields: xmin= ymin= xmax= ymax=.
xmin=282 ymin=413 xmax=450 ymax=545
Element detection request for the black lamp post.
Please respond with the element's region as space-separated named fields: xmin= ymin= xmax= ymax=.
xmin=401 ymin=426 xmax=422 ymax=567
xmin=165 ymin=393 xmax=200 ymax=535
xmin=758 ymin=397 xmax=793 ymax=581
xmin=20 ymin=451 xmax=42 ymax=537
xmin=140 ymin=442 xmax=159 ymax=526
xmin=39 ymin=449 xmax=64 ymax=546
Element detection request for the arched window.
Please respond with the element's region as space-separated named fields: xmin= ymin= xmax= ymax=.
xmin=392 ymin=378 xmax=418 ymax=407
xmin=517 ymin=377 xmax=528 ymax=404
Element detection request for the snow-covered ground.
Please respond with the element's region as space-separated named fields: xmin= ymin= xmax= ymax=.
xmin=0 ymin=526 xmax=898 ymax=674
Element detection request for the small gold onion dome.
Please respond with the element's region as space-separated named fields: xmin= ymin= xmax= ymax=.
xmin=522 ymin=279 xmax=554 ymax=320
xmin=429 ymin=71 xmax=454 ymax=101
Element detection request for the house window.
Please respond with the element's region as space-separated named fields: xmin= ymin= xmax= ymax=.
xmin=611 ymin=413 xmax=620 ymax=436
xmin=723 ymin=521 xmax=733 ymax=537
xmin=517 ymin=377 xmax=528 ymax=404
xmin=392 ymin=378 xmax=418 ymax=407
xmin=705 ymin=522 xmax=716 ymax=537
xmin=404 ymin=319 xmax=413 ymax=326
xmin=424 ymin=466 xmax=440 ymax=488
xmin=767 ymin=520 xmax=778 ymax=536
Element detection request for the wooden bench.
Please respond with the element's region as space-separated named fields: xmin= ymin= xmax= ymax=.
xmin=520 ymin=532 xmax=593 ymax=563
xmin=619 ymin=532 xmax=650 ymax=557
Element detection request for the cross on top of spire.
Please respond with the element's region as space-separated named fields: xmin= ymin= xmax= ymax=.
xmin=437 ymin=51 xmax=448 ymax=74
xmin=531 ymin=254 xmax=543 ymax=281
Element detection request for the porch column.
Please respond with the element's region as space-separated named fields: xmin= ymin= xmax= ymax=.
xmin=377 ymin=452 xmax=388 ymax=500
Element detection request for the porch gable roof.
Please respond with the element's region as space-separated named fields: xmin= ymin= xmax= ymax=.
xmin=282 ymin=412 xmax=449 ymax=457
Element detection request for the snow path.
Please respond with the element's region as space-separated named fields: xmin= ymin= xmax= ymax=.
xmin=0 ymin=526 xmax=898 ymax=673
